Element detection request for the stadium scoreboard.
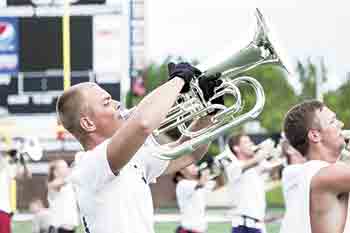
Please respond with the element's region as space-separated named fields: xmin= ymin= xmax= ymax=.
xmin=0 ymin=16 xmax=121 ymax=114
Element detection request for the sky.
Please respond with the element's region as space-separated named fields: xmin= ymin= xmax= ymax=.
xmin=146 ymin=1 xmax=350 ymax=91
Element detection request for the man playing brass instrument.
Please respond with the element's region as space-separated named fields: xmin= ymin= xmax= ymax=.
xmin=173 ymin=163 xmax=225 ymax=233
xmin=56 ymin=62 xmax=224 ymax=233
xmin=47 ymin=159 xmax=79 ymax=233
xmin=222 ymin=133 xmax=280 ymax=233
xmin=281 ymin=100 xmax=349 ymax=233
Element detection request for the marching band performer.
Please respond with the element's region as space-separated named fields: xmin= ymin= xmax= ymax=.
xmin=223 ymin=133 xmax=279 ymax=233
xmin=280 ymin=100 xmax=349 ymax=233
xmin=56 ymin=62 xmax=223 ymax=233
xmin=47 ymin=159 xmax=79 ymax=233
xmin=29 ymin=198 xmax=51 ymax=233
xmin=174 ymin=162 xmax=226 ymax=233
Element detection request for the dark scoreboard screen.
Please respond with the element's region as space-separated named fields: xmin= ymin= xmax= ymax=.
xmin=7 ymin=0 xmax=106 ymax=5
xmin=19 ymin=16 xmax=93 ymax=71
xmin=0 ymin=16 xmax=120 ymax=114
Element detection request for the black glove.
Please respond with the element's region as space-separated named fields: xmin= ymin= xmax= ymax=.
xmin=168 ymin=62 xmax=202 ymax=93
xmin=206 ymin=155 xmax=215 ymax=169
xmin=7 ymin=149 xmax=17 ymax=159
xmin=198 ymin=73 xmax=224 ymax=114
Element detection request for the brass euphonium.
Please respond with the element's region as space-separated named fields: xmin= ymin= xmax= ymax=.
xmin=153 ymin=8 xmax=292 ymax=160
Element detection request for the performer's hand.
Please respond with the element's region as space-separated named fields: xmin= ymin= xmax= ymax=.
xmin=255 ymin=150 xmax=269 ymax=162
xmin=198 ymin=73 xmax=224 ymax=115
xmin=7 ymin=149 xmax=17 ymax=159
xmin=215 ymin=156 xmax=232 ymax=170
xmin=206 ymin=155 xmax=215 ymax=168
xmin=167 ymin=62 xmax=202 ymax=93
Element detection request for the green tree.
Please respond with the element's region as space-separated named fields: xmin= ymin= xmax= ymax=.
xmin=296 ymin=57 xmax=328 ymax=101
xmin=126 ymin=59 xmax=170 ymax=108
xmin=244 ymin=65 xmax=299 ymax=133
xmin=295 ymin=57 xmax=350 ymax=128
xmin=324 ymin=78 xmax=350 ymax=129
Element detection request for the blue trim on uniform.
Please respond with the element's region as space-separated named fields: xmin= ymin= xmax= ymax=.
xmin=232 ymin=225 xmax=262 ymax=233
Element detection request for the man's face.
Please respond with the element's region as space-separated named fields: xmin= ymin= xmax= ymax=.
xmin=238 ymin=135 xmax=255 ymax=158
xmin=83 ymin=84 xmax=126 ymax=138
xmin=313 ymin=106 xmax=345 ymax=158
xmin=181 ymin=164 xmax=199 ymax=180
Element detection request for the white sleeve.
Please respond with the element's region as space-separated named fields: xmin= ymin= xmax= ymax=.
xmin=69 ymin=139 xmax=116 ymax=192
xmin=203 ymin=180 xmax=216 ymax=193
xmin=258 ymin=159 xmax=271 ymax=173
xmin=136 ymin=136 xmax=170 ymax=183
xmin=176 ymin=180 xmax=197 ymax=200
xmin=31 ymin=216 xmax=40 ymax=233
xmin=225 ymin=159 xmax=242 ymax=182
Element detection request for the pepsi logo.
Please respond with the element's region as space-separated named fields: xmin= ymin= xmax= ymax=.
xmin=0 ymin=22 xmax=16 ymax=46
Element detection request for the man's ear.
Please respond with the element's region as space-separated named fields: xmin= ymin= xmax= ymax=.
xmin=308 ymin=129 xmax=321 ymax=143
xmin=80 ymin=117 xmax=96 ymax=132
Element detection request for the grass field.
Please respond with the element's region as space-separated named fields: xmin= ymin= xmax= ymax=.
xmin=156 ymin=222 xmax=281 ymax=233
xmin=12 ymin=221 xmax=281 ymax=233
xmin=13 ymin=184 xmax=285 ymax=233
